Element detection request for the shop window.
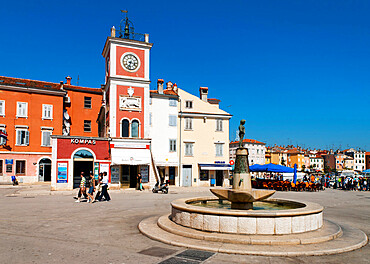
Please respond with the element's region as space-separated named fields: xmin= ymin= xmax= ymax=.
xmin=131 ymin=120 xmax=139 ymax=138
xmin=16 ymin=129 xmax=29 ymax=146
xmin=84 ymin=97 xmax=92 ymax=109
xmin=169 ymin=115 xmax=177 ymax=126
xmin=84 ymin=120 xmax=91 ymax=132
xmin=42 ymin=104 xmax=53 ymax=119
xmin=0 ymin=160 xmax=2 ymax=175
xmin=16 ymin=160 xmax=26 ymax=175
xmin=185 ymin=143 xmax=193 ymax=156
xmin=6 ymin=164 xmax=12 ymax=173
xmin=0 ymin=100 xmax=5 ymax=116
xmin=169 ymin=139 xmax=176 ymax=152
xmin=200 ymin=170 xmax=209 ymax=181
xmin=17 ymin=102 xmax=28 ymax=118
xmin=185 ymin=118 xmax=193 ymax=130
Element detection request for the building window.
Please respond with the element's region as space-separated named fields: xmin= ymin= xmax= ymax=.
xmin=169 ymin=139 xmax=176 ymax=152
xmin=185 ymin=118 xmax=193 ymax=130
xmin=84 ymin=97 xmax=92 ymax=109
xmin=41 ymin=130 xmax=52 ymax=146
xmin=16 ymin=160 xmax=26 ymax=175
xmin=17 ymin=102 xmax=28 ymax=118
xmin=121 ymin=119 xmax=129 ymax=137
xmin=131 ymin=120 xmax=139 ymax=138
xmin=185 ymin=143 xmax=193 ymax=156
xmin=169 ymin=98 xmax=177 ymax=107
xmin=16 ymin=129 xmax=29 ymax=146
xmin=169 ymin=115 xmax=177 ymax=126
xmin=215 ymin=143 xmax=223 ymax=157
xmin=0 ymin=128 xmax=6 ymax=145
xmin=42 ymin=104 xmax=53 ymax=119
xmin=216 ymin=119 xmax=223 ymax=131
xmin=0 ymin=100 xmax=5 ymax=116
xmin=84 ymin=120 xmax=91 ymax=132
xmin=200 ymin=170 xmax=209 ymax=181
xmin=185 ymin=100 xmax=193 ymax=109
xmin=0 ymin=160 xmax=2 ymax=175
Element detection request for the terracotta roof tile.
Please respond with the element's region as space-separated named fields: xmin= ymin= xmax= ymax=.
xmin=150 ymin=89 xmax=178 ymax=96
xmin=230 ymin=138 xmax=265 ymax=145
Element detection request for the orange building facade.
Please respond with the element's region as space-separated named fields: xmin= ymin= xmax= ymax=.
xmin=0 ymin=76 xmax=102 ymax=183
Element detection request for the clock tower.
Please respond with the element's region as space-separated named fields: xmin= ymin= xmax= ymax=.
xmin=102 ymin=12 xmax=155 ymax=187
xmin=102 ymin=12 xmax=152 ymax=139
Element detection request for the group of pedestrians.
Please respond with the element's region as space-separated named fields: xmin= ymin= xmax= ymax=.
xmin=75 ymin=171 xmax=111 ymax=203
xmin=337 ymin=177 xmax=369 ymax=191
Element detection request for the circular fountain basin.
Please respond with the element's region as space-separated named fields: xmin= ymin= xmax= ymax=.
xmin=171 ymin=197 xmax=323 ymax=235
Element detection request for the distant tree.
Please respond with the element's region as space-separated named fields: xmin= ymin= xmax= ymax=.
xmin=301 ymin=165 xmax=306 ymax=172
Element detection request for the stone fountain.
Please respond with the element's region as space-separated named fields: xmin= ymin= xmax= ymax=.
xmin=138 ymin=120 xmax=368 ymax=256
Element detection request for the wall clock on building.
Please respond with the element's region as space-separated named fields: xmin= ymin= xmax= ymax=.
xmin=121 ymin=52 xmax=140 ymax=72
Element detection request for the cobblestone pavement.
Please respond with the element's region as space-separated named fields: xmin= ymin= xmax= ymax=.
xmin=0 ymin=186 xmax=369 ymax=264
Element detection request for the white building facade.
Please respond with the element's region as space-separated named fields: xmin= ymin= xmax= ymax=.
xmin=149 ymin=80 xmax=179 ymax=185
xmin=229 ymin=139 xmax=266 ymax=165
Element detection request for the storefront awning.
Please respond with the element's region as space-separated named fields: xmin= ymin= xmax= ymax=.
xmin=199 ymin=163 xmax=232 ymax=171
xmin=111 ymin=148 xmax=151 ymax=165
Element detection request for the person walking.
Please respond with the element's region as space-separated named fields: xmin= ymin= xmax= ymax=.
xmin=75 ymin=172 xmax=87 ymax=203
xmin=99 ymin=172 xmax=111 ymax=201
xmin=94 ymin=173 xmax=103 ymax=202
xmin=87 ymin=172 xmax=95 ymax=203
xmin=137 ymin=173 xmax=143 ymax=191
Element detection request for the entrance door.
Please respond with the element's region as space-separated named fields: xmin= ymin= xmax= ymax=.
xmin=73 ymin=149 xmax=94 ymax=189
xmin=216 ymin=170 xmax=224 ymax=186
xmin=73 ymin=161 xmax=93 ymax=189
xmin=182 ymin=165 xmax=192 ymax=187
xmin=169 ymin=167 xmax=175 ymax=185
xmin=38 ymin=158 xmax=52 ymax=182
xmin=121 ymin=165 xmax=138 ymax=188
xmin=129 ymin=166 xmax=138 ymax=188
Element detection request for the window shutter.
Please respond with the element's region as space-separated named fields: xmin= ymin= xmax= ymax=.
xmin=16 ymin=130 xmax=20 ymax=145
xmin=25 ymin=131 xmax=29 ymax=145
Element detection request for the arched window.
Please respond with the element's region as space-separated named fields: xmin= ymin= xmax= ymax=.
xmin=122 ymin=119 xmax=129 ymax=137
xmin=73 ymin=149 xmax=93 ymax=160
xmin=131 ymin=120 xmax=139 ymax=138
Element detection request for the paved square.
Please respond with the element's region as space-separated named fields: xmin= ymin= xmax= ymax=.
xmin=0 ymin=186 xmax=369 ymax=263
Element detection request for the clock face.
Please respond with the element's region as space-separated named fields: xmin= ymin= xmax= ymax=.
xmin=122 ymin=53 xmax=139 ymax=71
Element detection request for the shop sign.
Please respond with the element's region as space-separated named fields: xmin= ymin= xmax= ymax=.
xmin=70 ymin=139 xmax=96 ymax=145
xmin=94 ymin=163 xmax=99 ymax=180
xmin=5 ymin=159 xmax=13 ymax=165
xmin=215 ymin=161 xmax=225 ymax=164
xmin=57 ymin=163 xmax=67 ymax=183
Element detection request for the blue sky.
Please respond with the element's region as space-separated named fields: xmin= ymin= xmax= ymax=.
xmin=1 ymin=0 xmax=369 ymax=150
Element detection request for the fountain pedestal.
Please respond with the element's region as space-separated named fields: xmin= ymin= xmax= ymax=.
xmin=211 ymin=147 xmax=275 ymax=209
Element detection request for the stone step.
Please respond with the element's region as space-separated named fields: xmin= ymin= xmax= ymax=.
xmin=158 ymin=214 xmax=342 ymax=245
xmin=138 ymin=215 xmax=368 ymax=257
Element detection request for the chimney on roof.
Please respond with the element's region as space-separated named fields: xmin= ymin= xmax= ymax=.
xmin=111 ymin=26 xmax=116 ymax=37
xmin=166 ymin=81 xmax=173 ymax=90
xmin=199 ymin=87 xmax=208 ymax=101
xmin=157 ymin=79 xmax=164 ymax=94
xmin=60 ymin=81 xmax=64 ymax=90
xmin=173 ymin=83 xmax=178 ymax=93
xmin=66 ymin=76 xmax=72 ymax=85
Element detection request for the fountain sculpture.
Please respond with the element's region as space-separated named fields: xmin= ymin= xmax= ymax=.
xmin=211 ymin=120 xmax=275 ymax=209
